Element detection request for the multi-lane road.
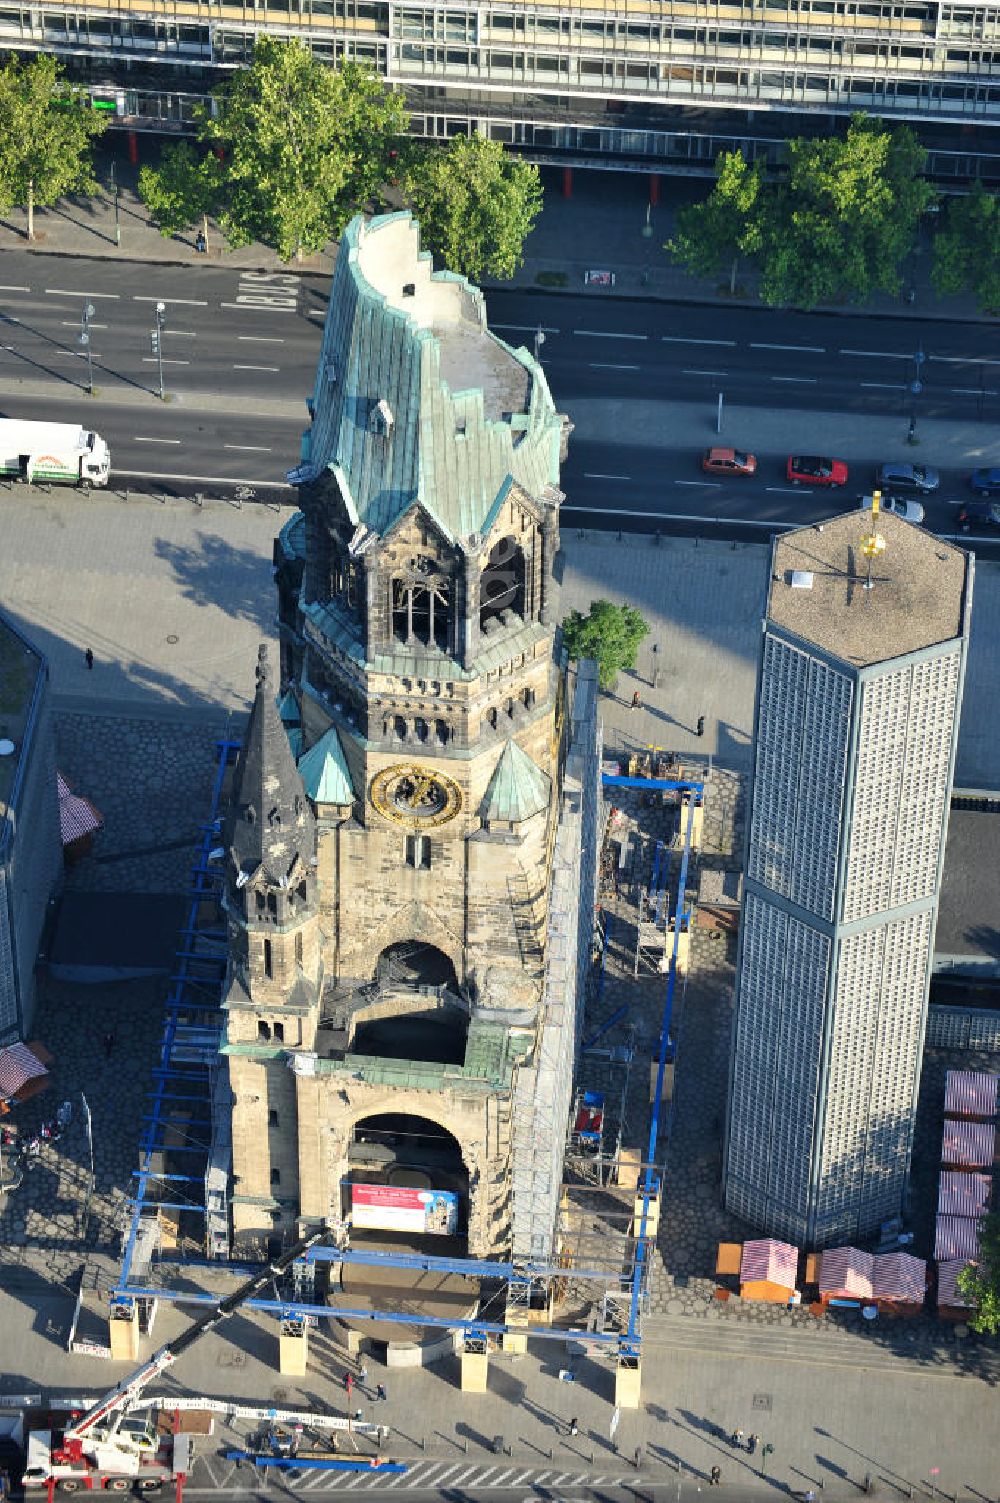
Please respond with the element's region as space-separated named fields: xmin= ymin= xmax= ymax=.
xmin=1 ymin=251 xmax=997 ymax=538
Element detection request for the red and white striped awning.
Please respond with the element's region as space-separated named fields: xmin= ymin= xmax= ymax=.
xmin=944 ymin=1070 xmax=999 ymax=1121
xmin=57 ymin=771 xmax=104 ymax=845
xmin=938 ymin=1171 xmax=990 ymax=1219
xmin=941 ymin=1118 xmax=995 ymax=1168
xmin=819 ymin=1246 xmax=874 ymax=1300
xmin=0 ymin=1041 xmax=48 ymax=1098
xmin=937 ymin=1258 xmax=976 ymax=1310
xmin=934 ymin=1215 xmax=982 ymax=1262
xmin=871 ymin=1251 xmax=926 ymax=1303
xmin=740 ymin=1238 xmax=798 ymax=1289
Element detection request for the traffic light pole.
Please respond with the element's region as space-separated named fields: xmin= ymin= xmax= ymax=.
xmin=152 ymin=301 xmax=166 ymax=400
xmin=79 ymin=301 xmax=95 ymax=395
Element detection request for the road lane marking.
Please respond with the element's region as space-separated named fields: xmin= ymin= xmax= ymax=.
xmin=168 ymin=331 xmax=198 ymax=338
xmin=224 ymin=444 xmax=273 ymax=452
xmin=233 ymin=363 xmax=280 ymax=372
xmin=683 ymin=368 xmax=728 ymax=376
xmin=142 ymin=357 xmax=190 ymax=365
xmin=60 ymin=320 xmax=107 ymax=329
xmin=133 ymin=437 xmax=181 ymax=444
xmin=0 ymin=284 xmax=30 ymax=292
xmin=308 ymin=308 xmax=327 ymax=318
xmin=116 ymin=468 xmax=290 ymax=484
xmin=238 ymin=334 xmax=285 ymax=343
xmin=751 ymin=342 xmax=825 ymax=353
xmin=589 ymin=361 xmax=641 ymax=370
xmin=931 ymin=354 xmax=1000 ymax=367
xmin=839 ymin=348 xmax=909 ymax=359
xmin=220 ymin=301 xmax=290 ymax=311
xmin=767 ymin=485 xmax=811 ymax=493
xmin=675 ymin=479 xmax=722 ymax=487
xmin=492 ymin=323 xmax=560 ymax=334
xmin=133 ymin=295 xmax=208 ymax=306
xmin=771 ymin=375 xmax=818 ymax=383
xmin=45 ymin=288 xmax=120 ymax=298
xmin=573 ymin=329 xmax=648 ymax=339
xmin=662 ymin=335 xmax=736 ymax=346
xmin=860 ymin=381 xmax=905 ymax=389
xmin=952 ymin=386 xmax=998 ymax=395
xmin=55 ymin=350 xmax=102 ymax=359
xmin=584 ymin=471 xmax=630 ymax=480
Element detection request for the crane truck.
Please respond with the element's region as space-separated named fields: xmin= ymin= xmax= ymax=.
xmin=21 ymin=1231 xmax=389 ymax=1497
xmin=0 ymin=419 xmax=110 ymax=489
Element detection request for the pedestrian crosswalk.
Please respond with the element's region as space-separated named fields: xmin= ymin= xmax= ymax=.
xmin=192 ymin=1453 xmax=636 ymax=1493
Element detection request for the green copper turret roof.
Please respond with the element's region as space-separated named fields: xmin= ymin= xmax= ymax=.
xmin=305 ymin=212 xmax=563 ymax=544
xmin=298 ymin=725 xmax=354 ymax=805
xmin=481 ymin=739 xmax=551 ymax=824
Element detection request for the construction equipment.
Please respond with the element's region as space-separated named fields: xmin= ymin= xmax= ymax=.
xmin=21 ymin=1231 xmax=386 ymax=1496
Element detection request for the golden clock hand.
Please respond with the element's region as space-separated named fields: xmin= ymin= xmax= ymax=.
xmin=406 ymin=773 xmax=434 ymax=807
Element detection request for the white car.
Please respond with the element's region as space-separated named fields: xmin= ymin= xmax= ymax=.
xmin=859 ymin=493 xmax=925 ymax=525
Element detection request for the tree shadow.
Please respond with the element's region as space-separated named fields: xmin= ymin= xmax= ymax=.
xmin=153 ymin=531 xmax=279 ymax=631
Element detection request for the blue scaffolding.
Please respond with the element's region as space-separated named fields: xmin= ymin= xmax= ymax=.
xmin=114 ymin=745 xmax=703 ymax=1383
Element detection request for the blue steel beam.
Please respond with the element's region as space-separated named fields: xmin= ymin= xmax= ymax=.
xmin=601 ymin=776 xmax=704 ymax=792
xmin=114 ymin=1284 xmax=620 ymax=1344
xmin=304 ymin=1245 xmax=619 ymax=1284
xmin=582 ymin=1005 xmax=628 ymax=1053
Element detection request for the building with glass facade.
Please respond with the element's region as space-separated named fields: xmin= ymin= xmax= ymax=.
xmin=4 ymin=1 xmax=1000 ymax=177
xmin=723 ymin=510 xmax=972 ymax=1249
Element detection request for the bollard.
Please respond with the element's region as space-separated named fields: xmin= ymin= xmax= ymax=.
xmin=635 ymin=1444 xmax=644 ymax=1469
xmin=194 ymin=492 xmax=204 ymax=508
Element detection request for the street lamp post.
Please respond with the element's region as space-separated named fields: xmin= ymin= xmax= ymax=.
xmin=79 ymin=301 xmax=95 ymax=394
xmin=151 ymin=301 xmax=166 ymax=400
xmin=908 ymin=340 xmax=925 ymax=445
xmin=110 ymin=159 xmax=121 ymax=248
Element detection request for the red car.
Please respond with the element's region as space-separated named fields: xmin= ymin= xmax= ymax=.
xmin=786 ymin=455 xmax=849 ymax=487
xmin=702 ymin=446 xmax=757 ymax=477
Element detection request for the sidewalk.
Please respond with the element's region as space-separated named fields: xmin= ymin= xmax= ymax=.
xmin=2 ymin=138 xmax=995 ymax=325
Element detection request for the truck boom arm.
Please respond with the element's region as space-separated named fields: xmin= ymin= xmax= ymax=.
xmin=66 ymin=1231 xmax=325 ymax=1443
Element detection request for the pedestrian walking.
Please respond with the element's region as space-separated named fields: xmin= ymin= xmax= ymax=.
xmin=710 ymin=1466 xmax=721 ymax=1487
xmin=358 ymin=1363 xmax=368 ymax=1393
xmin=696 ymin=715 xmax=705 ymax=737
xmin=568 ymin=1417 xmax=579 ymax=1437
xmin=731 ymin=1428 xmax=744 ymax=1448
xmin=103 ymin=1031 xmax=115 ymax=1059
xmin=85 ymin=647 xmax=94 ymax=671
xmin=344 ymin=1372 xmax=354 ymax=1400
xmin=631 ymin=690 xmax=641 ymax=710
xmin=747 ymin=1433 xmax=758 ymax=1455
xmin=376 ymin=1383 xmax=387 ymax=1403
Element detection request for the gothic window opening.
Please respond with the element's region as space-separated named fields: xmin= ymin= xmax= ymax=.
xmin=273 ymin=1021 xmax=285 ymax=1042
xmin=258 ymin=1019 xmax=271 ymax=1041
xmin=435 ymin=719 xmax=450 ymax=744
xmin=392 ymin=556 xmax=451 ymax=649
xmin=264 ymin=939 xmax=273 ymax=979
xmin=480 ymin=534 xmax=527 ymax=630
xmin=406 ymin=833 xmax=432 ymax=869
xmin=269 ymin=1108 xmax=279 ymax=1127
xmin=394 ymin=714 xmax=408 ymax=740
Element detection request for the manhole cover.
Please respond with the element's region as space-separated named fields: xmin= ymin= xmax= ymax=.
xmin=166 ymin=634 xmax=179 ymax=644
xmin=752 ymin=1393 xmax=772 ymax=1411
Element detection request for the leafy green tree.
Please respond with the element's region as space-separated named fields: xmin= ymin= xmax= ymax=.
xmin=667 ymin=150 xmax=764 ymax=294
xmin=138 ymin=141 xmax=223 ymax=249
xmin=957 ymin=1212 xmax=1000 ymax=1335
xmin=759 ymin=116 xmax=934 ymax=307
xmin=667 ymin=116 xmax=934 ymax=310
xmin=201 ymin=38 xmax=406 ymax=262
xmin=0 ymin=55 xmax=107 ymax=241
xmin=931 ymin=182 xmax=1000 ymax=313
xmin=402 ymin=133 xmax=543 ymax=281
xmin=561 ymin=600 xmax=650 ymax=691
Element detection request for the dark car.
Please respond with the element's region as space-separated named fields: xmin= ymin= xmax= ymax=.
xmin=786 ymin=455 xmax=849 ymax=487
xmin=958 ymin=500 xmax=1000 ymax=531
xmin=875 ymin=462 xmax=939 ymax=494
xmin=970 ymin=467 xmax=1000 ymax=496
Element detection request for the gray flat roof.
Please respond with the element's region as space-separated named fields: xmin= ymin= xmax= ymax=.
xmin=768 ymin=509 xmax=968 ymax=668
xmin=935 ymin=805 xmax=1000 ymax=972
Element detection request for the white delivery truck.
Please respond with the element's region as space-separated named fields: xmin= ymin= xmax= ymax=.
xmin=0 ymin=418 xmax=110 ymax=488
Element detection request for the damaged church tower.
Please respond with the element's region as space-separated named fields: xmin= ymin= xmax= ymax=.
xmin=222 ymin=212 xmax=597 ymax=1262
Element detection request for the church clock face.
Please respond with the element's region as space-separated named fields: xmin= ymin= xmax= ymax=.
xmin=370 ymin=764 xmax=463 ymax=828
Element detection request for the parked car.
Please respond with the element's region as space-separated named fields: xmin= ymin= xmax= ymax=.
xmin=875 ymin=462 xmax=939 ymax=494
xmin=702 ymin=446 xmax=757 ymax=476
xmin=969 ymin=467 xmax=1000 ymax=496
xmin=786 ymin=455 xmax=849 ymax=487
xmin=958 ymin=499 xmax=1000 ymax=530
xmin=859 ymin=493 xmax=925 ymax=524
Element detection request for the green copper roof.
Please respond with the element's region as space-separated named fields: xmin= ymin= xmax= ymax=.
xmin=298 ymin=725 xmax=354 ymax=805
xmin=306 ymin=212 xmax=563 ymax=544
xmin=277 ymin=689 xmax=300 ymax=726
xmin=481 ymin=739 xmax=551 ymax=823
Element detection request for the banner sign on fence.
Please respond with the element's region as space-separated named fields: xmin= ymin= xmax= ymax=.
xmin=351 ymin=1183 xmax=459 ymax=1236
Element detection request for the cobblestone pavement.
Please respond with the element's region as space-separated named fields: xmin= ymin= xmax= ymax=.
xmin=55 ymin=710 xmax=226 ymax=894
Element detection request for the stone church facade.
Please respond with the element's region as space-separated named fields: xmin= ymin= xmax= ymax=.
xmin=221 ymin=212 xmax=576 ymax=1258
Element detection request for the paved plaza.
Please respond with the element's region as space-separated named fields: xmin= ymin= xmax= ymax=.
xmin=1 ymin=490 xmax=999 ymax=1499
